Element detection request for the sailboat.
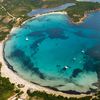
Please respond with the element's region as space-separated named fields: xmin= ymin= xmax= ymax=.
xmin=81 ymin=50 xmax=85 ymax=53
xmin=26 ymin=37 xmax=29 ymax=41
xmin=64 ymin=65 xmax=69 ymax=69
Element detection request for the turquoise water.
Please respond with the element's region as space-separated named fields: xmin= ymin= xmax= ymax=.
xmin=4 ymin=12 xmax=100 ymax=92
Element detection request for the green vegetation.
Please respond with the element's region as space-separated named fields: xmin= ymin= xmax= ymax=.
xmin=27 ymin=90 xmax=94 ymax=100
xmin=0 ymin=63 xmax=15 ymax=100
xmin=0 ymin=1 xmax=100 ymax=100
xmin=0 ymin=0 xmax=75 ymax=41
xmin=0 ymin=0 xmax=100 ymax=41
xmin=0 ymin=0 xmax=100 ymax=99
xmin=1 ymin=0 xmax=75 ymax=17
xmin=66 ymin=2 xmax=100 ymax=22
xmin=94 ymin=91 xmax=100 ymax=100
xmin=0 ymin=1 xmax=100 ymax=98
xmin=0 ymin=77 xmax=14 ymax=100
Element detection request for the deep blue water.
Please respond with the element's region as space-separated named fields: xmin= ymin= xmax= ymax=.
xmin=4 ymin=11 xmax=100 ymax=92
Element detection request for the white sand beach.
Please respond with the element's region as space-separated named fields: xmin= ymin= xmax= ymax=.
xmin=22 ymin=11 xmax=67 ymax=25
xmin=0 ymin=11 xmax=93 ymax=99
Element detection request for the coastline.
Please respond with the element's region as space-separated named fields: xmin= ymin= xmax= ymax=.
xmin=72 ymin=14 xmax=87 ymax=24
xmin=1 ymin=42 xmax=94 ymax=99
xmin=1 ymin=42 xmax=93 ymax=99
xmin=71 ymin=8 xmax=100 ymax=24
xmin=22 ymin=11 xmax=88 ymax=25
xmin=22 ymin=11 xmax=67 ymax=25
xmin=0 ymin=11 xmax=97 ymax=99
xmin=11 ymin=10 xmax=100 ymax=28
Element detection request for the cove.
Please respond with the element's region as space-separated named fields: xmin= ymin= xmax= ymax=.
xmin=4 ymin=11 xmax=100 ymax=93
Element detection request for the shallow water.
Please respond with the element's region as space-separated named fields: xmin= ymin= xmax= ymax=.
xmin=4 ymin=11 xmax=100 ymax=92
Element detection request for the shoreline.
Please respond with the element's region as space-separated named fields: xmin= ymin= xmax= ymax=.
xmin=0 ymin=11 xmax=98 ymax=99
xmin=72 ymin=14 xmax=87 ymax=24
xmin=25 ymin=9 xmax=100 ymax=25
xmin=2 ymin=44 xmax=97 ymax=95
xmin=22 ymin=11 xmax=67 ymax=25
xmin=23 ymin=11 xmax=87 ymax=25
xmin=71 ymin=8 xmax=100 ymax=24
xmin=1 ymin=42 xmax=95 ymax=99
xmin=1 ymin=42 xmax=93 ymax=98
xmin=11 ymin=10 xmax=100 ymax=28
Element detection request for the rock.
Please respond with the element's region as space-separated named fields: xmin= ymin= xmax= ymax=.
xmin=17 ymin=84 xmax=25 ymax=88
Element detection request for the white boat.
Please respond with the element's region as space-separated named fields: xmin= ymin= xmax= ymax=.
xmin=26 ymin=37 xmax=29 ymax=41
xmin=64 ymin=65 xmax=69 ymax=69
xmin=81 ymin=50 xmax=85 ymax=53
